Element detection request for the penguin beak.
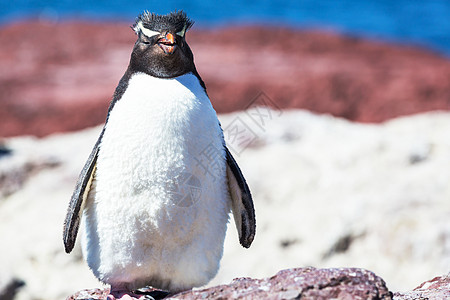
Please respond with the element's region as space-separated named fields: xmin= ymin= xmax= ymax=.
xmin=158 ymin=32 xmax=176 ymax=54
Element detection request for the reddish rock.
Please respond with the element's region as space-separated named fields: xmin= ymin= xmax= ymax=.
xmin=1 ymin=21 xmax=450 ymax=137
xmin=67 ymin=267 xmax=393 ymax=300
xmin=0 ymin=21 xmax=129 ymax=137
xmin=173 ymin=267 xmax=392 ymax=300
xmin=394 ymin=274 xmax=450 ymax=300
xmin=67 ymin=288 xmax=109 ymax=300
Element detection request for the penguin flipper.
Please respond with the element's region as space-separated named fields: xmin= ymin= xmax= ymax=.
xmin=63 ymin=131 xmax=103 ymax=253
xmin=225 ymin=147 xmax=256 ymax=248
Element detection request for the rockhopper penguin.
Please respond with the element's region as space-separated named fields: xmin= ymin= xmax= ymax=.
xmin=63 ymin=11 xmax=256 ymax=300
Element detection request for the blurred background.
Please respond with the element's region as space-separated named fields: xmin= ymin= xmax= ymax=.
xmin=1 ymin=0 xmax=450 ymax=137
xmin=0 ymin=1 xmax=449 ymax=299
xmin=2 ymin=0 xmax=450 ymax=51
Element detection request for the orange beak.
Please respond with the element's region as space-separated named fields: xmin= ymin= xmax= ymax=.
xmin=165 ymin=32 xmax=175 ymax=44
xmin=158 ymin=32 xmax=176 ymax=54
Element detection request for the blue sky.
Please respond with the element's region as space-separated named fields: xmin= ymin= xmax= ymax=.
xmin=1 ymin=0 xmax=449 ymax=55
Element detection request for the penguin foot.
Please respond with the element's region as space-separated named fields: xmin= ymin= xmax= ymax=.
xmin=107 ymin=287 xmax=169 ymax=300
xmin=135 ymin=289 xmax=170 ymax=299
xmin=107 ymin=289 xmax=153 ymax=300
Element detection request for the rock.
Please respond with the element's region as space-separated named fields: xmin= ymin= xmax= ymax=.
xmin=0 ymin=21 xmax=450 ymax=137
xmin=67 ymin=288 xmax=109 ymax=300
xmin=174 ymin=267 xmax=393 ymax=300
xmin=67 ymin=271 xmax=450 ymax=300
xmin=67 ymin=267 xmax=393 ymax=300
xmin=394 ymin=274 xmax=450 ymax=300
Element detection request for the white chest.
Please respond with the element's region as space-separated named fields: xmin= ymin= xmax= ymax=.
xmin=98 ymin=72 xmax=222 ymax=192
xmin=94 ymin=72 xmax=228 ymax=223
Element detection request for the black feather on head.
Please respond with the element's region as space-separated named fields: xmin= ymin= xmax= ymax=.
xmin=133 ymin=10 xmax=194 ymax=35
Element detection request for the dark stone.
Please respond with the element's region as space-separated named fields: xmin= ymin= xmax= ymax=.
xmin=0 ymin=278 xmax=25 ymax=300
xmin=0 ymin=145 xmax=12 ymax=159
xmin=322 ymin=232 xmax=365 ymax=259
xmin=280 ymin=238 xmax=300 ymax=249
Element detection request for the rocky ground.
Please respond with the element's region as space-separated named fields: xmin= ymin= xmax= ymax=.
xmin=67 ymin=267 xmax=450 ymax=300
xmin=0 ymin=109 xmax=449 ymax=299
xmin=1 ymin=21 xmax=450 ymax=137
xmin=68 ymin=267 xmax=394 ymax=300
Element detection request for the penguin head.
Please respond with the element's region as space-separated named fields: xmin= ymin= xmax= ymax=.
xmin=130 ymin=11 xmax=195 ymax=78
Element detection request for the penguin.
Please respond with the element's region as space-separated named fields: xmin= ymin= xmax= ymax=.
xmin=63 ymin=11 xmax=255 ymax=300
